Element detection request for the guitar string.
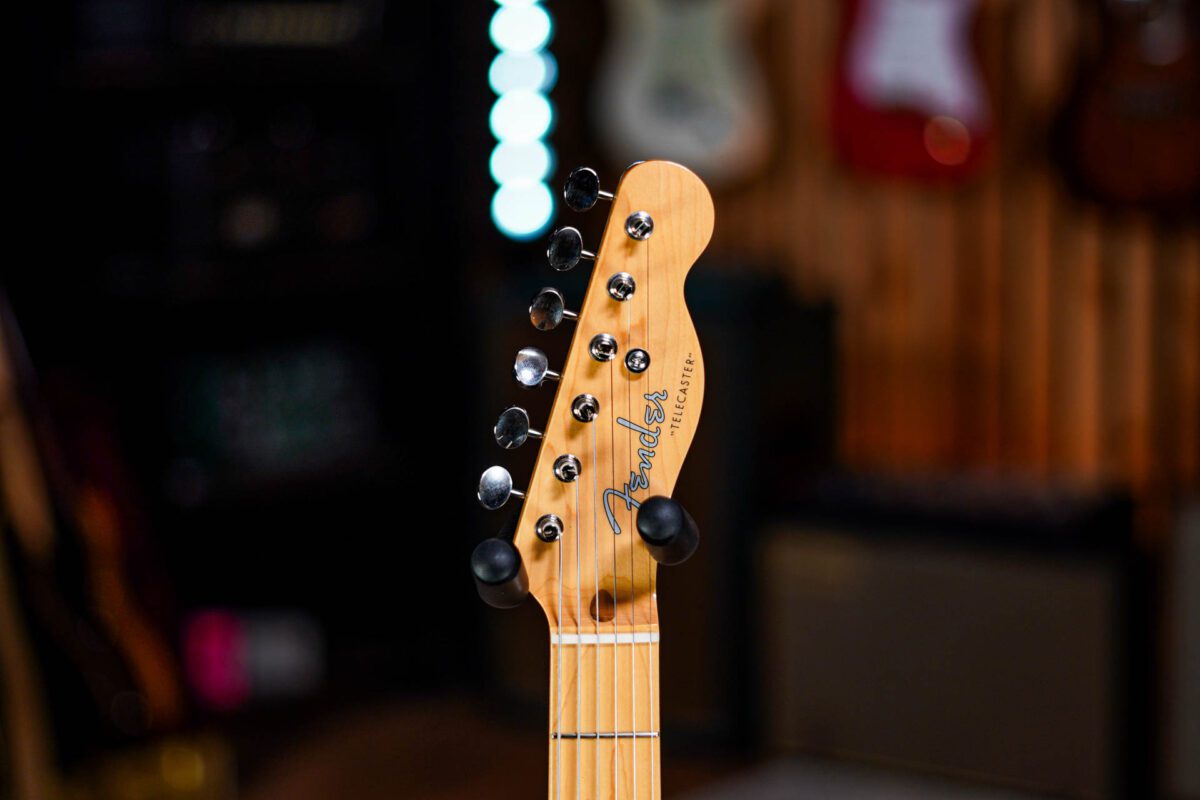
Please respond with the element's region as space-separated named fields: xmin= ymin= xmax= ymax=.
xmin=591 ymin=420 xmax=599 ymax=800
xmin=555 ymin=491 xmax=564 ymax=800
xmin=609 ymin=360 xmax=619 ymax=799
xmin=626 ymin=289 xmax=637 ymax=800
xmin=575 ymin=478 xmax=582 ymax=800
xmin=647 ymin=235 xmax=656 ymax=800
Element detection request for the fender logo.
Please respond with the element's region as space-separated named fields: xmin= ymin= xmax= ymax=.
xmin=602 ymin=389 xmax=668 ymax=535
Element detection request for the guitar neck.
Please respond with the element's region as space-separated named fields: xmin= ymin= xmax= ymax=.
xmin=472 ymin=160 xmax=713 ymax=800
xmin=548 ymin=625 xmax=661 ymax=799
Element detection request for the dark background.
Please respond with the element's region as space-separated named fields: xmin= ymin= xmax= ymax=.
xmin=4 ymin=1 xmax=1199 ymax=799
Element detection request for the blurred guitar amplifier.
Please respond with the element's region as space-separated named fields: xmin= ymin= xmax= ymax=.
xmin=759 ymin=475 xmax=1144 ymax=799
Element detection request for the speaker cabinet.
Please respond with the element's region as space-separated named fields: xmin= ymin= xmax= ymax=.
xmin=758 ymin=478 xmax=1140 ymax=799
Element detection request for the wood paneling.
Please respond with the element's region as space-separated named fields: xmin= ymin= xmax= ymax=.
xmin=708 ymin=0 xmax=1200 ymax=508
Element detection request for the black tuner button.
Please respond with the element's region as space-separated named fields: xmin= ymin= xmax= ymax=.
xmin=563 ymin=166 xmax=613 ymax=213
xmin=547 ymin=226 xmax=595 ymax=272
xmin=471 ymin=537 xmax=529 ymax=609
xmin=636 ymin=496 xmax=700 ymax=566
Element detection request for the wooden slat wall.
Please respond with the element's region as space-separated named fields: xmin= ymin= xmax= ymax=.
xmin=708 ymin=0 xmax=1200 ymax=510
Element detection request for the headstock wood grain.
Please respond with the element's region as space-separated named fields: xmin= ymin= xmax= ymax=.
xmin=474 ymin=160 xmax=714 ymax=799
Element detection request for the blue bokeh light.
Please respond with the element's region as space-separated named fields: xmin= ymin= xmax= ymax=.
xmin=490 ymin=1 xmax=554 ymax=240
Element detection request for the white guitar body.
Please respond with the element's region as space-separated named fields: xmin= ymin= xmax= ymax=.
xmin=845 ymin=0 xmax=989 ymax=129
xmin=595 ymin=0 xmax=772 ymax=186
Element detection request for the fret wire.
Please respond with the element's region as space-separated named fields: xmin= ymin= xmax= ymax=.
xmin=551 ymin=732 xmax=660 ymax=740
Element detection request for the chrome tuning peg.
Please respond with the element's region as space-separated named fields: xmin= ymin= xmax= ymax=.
xmin=563 ymin=166 xmax=613 ymax=212
xmin=514 ymin=346 xmax=560 ymax=388
xmin=494 ymin=406 xmax=542 ymax=449
xmin=529 ymin=287 xmax=578 ymax=331
xmin=547 ymin=226 xmax=595 ymax=272
xmin=477 ymin=465 xmax=525 ymax=510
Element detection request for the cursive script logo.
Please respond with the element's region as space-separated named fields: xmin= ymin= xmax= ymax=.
xmin=603 ymin=389 xmax=668 ymax=534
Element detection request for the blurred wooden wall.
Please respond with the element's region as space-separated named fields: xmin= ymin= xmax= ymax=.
xmin=708 ymin=0 xmax=1199 ymax=519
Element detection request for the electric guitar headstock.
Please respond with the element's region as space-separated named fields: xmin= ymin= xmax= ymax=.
xmin=473 ymin=158 xmax=712 ymax=618
xmin=470 ymin=160 xmax=712 ymax=797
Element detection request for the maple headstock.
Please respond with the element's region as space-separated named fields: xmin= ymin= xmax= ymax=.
xmin=473 ymin=160 xmax=713 ymax=633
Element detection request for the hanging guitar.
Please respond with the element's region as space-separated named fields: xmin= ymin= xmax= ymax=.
xmin=831 ymin=0 xmax=995 ymax=181
xmin=472 ymin=160 xmax=713 ymax=799
xmin=1058 ymin=0 xmax=1200 ymax=209
xmin=594 ymin=0 xmax=773 ymax=186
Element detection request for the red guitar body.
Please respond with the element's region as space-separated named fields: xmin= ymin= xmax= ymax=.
xmin=831 ymin=0 xmax=995 ymax=182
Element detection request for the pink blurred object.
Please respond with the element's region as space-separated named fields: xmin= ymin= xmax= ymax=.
xmin=184 ymin=608 xmax=323 ymax=711
xmin=184 ymin=610 xmax=249 ymax=711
